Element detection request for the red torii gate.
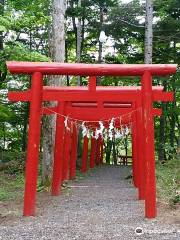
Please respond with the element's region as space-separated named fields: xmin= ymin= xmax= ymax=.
xmin=9 ymin=84 xmax=172 ymax=205
xmin=7 ymin=62 xmax=177 ymax=219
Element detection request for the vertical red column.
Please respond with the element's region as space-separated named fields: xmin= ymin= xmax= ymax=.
xmin=131 ymin=110 xmax=138 ymax=188
xmin=62 ymin=120 xmax=71 ymax=181
xmin=81 ymin=135 xmax=89 ymax=173
xmin=69 ymin=124 xmax=78 ymax=179
xmin=100 ymin=139 xmax=104 ymax=164
xmin=51 ymin=102 xmax=65 ymax=196
xmin=23 ymin=72 xmax=43 ymax=216
xmin=141 ymin=71 xmax=156 ymax=218
xmin=136 ymin=99 xmax=145 ymax=200
xmin=90 ymin=135 xmax=96 ymax=168
xmin=96 ymin=137 xmax=101 ymax=165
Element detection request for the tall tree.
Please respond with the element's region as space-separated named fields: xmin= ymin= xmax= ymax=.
xmin=77 ymin=0 xmax=82 ymax=85
xmin=42 ymin=0 xmax=66 ymax=184
xmin=0 ymin=0 xmax=7 ymax=84
xmin=144 ymin=0 xmax=153 ymax=64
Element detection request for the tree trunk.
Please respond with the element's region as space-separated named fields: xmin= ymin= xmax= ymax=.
xmin=21 ymin=103 xmax=29 ymax=152
xmin=112 ymin=137 xmax=117 ymax=165
xmin=0 ymin=0 xmax=4 ymax=51
xmin=42 ymin=0 xmax=66 ymax=184
xmin=177 ymin=124 xmax=180 ymax=160
xmin=0 ymin=0 xmax=7 ymax=84
xmin=77 ymin=0 xmax=82 ymax=85
xmin=144 ymin=0 xmax=153 ymax=64
xmin=97 ymin=6 xmax=104 ymax=86
xmin=169 ymin=77 xmax=176 ymax=157
xmin=98 ymin=6 xmax=103 ymax=64
xmin=106 ymin=138 xmax=112 ymax=164
xmin=158 ymin=79 xmax=167 ymax=162
xmin=169 ymin=42 xmax=177 ymax=157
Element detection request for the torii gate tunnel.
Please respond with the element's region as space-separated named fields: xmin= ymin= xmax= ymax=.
xmin=7 ymin=62 xmax=177 ymax=219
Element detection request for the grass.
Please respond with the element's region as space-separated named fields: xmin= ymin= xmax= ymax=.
xmin=0 ymin=157 xmax=179 ymax=208
xmin=156 ymin=158 xmax=180 ymax=206
xmin=0 ymin=172 xmax=24 ymax=201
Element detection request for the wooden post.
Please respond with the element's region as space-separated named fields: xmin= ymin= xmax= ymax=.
xmin=69 ymin=124 xmax=78 ymax=179
xmin=51 ymin=102 xmax=65 ymax=195
xmin=96 ymin=137 xmax=101 ymax=165
xmin=100 ymin=139 xmax=104 ymax=164
xmin=88 ymin=76 xmax=96 ymax=91
xmin=81 ymin=136 xmax=89 ymax=173
xmin=62 ymin=120 xmax=71 ymax=181
xmin=90 ymin=136 xmax=96 ymax=168
xmin=141 ymin=71 xmax=156 ymax=218
xmin=136 ymin=100 xmax=146 ymax=200
xmin=132 ymin=122 xmax=137 ymax=187
xmin=23 ymin=72 xmax=43 ymax=216
xmin=131 ymin=110 xmax=138 ymax=188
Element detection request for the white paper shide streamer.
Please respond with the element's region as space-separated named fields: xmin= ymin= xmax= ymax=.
xmin=82 ymin=122 xmax=88 ymax=137
xmin=108 ymin=118 xmax=115 ymax=140
xmin=95 ymin=121 xmax=105 ymax=139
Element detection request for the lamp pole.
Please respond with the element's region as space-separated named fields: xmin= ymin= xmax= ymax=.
xmin=97 ymin=5 xmax=107 ymax=86
xmin=98 ymin=5 xmax=107 ymax=63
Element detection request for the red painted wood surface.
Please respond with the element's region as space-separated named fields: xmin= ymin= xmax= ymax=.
xmin=96 ymin=137 xmax=101 ymax=166
xmin=51 ymin=102 xmax=65 ymax=196
xmin=7 ymin=62 xmax=177 ymax=76
xmin=69 ymin=124 xmax=78 ymax=179
xmin=90 ymin=136 xmax=96 ymax=168
xmin=141 ymin=71 xmax=156 ymax=218
xmin=23 ymin=72 xmax=43 ymax=216
xmin=62 ymin=124 xmax=72 ymax=181
xmin=132 ymin=106 xmax=138 ymax=188
xmin=81 ymin=136 xmax=89 ymax=173
xmin=89 ymin=76 xmax=97 ymax=91
xmin=8 ymin=88 xmax=173 ymax=103
xmin=6 ymin=62 xmax=177 ymax=218
xmin=136 ymin=100 xmax=145 ymax=200
xmin=100 ymin=139 xmax=104 ymax=164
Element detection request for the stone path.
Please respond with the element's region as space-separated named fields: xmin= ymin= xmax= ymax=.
xmin=0 ymin=165 xmax=179 ymax=239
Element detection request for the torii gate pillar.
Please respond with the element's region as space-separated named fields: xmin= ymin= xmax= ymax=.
xmin=142 ymin=71 xmax=156 ymax=218
xmin=23 ymin=72 xmax=43 ymax=216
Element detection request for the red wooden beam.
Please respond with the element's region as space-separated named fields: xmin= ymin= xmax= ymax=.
xmin=23 ymin=72 xmax=43 ymax=217
xmin=43 ymin=86 xmax=164 ymax=91
xmin=69 ymin=124 xmax=78 ymax=179
xmin=65 ymin=107 xmax=132 ymax=121
xmin=141 ymin=71 xmax=156 ymax=218
xmin=152 ymin=108 xmax=162 ymax=116
xmin=90 ymin=134 xmax=96 ymax=169
xmin=8 ymin=90 xmax=31 ymax=102
xmin=7 ymin=61 xmax=177 ymax=76
xmin=62 ymin=128 xmax=71 ymax=181
xmin=100 ymin=139 xmax=104 ymax=164
xmin=96 ymin=137 xmax=101 ymax=166
xmin=8 ymin=88 xmax=173 ymax=103
xmin=153 ymin=91 xmax=174 ymax=102
xmin=88 ymin=76 xmax=96 ymax=91
xmin=81 ymin=136 xmax=89 ymax=173
xmin=132 ymin=109 xmax=138 ymax=188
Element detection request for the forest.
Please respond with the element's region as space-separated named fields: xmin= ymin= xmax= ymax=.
xmin=0 ymin=0 xmax=180 ymax=207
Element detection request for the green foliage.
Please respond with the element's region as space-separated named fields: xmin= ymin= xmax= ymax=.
xmin=0 ymin=173 xmax=24 ymax=201
xmin=0 ymin=104 xmax=14 ymax=121
xmin=156 ymin=159 xmax=180 ymax=206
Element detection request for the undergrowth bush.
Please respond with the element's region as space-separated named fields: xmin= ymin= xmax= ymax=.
xmin=156 ymin=158 xmax=180 ymax=207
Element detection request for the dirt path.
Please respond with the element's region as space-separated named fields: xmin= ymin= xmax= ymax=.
xmin=0 ymin=165 xmax=179 ymax=240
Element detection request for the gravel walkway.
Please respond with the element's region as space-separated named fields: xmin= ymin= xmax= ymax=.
xmin=0 ymin=165 xmax=179 ymax=240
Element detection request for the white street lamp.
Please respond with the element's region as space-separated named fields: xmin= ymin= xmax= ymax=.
xmin=99 ymin=30 xmax=107 ymax=43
